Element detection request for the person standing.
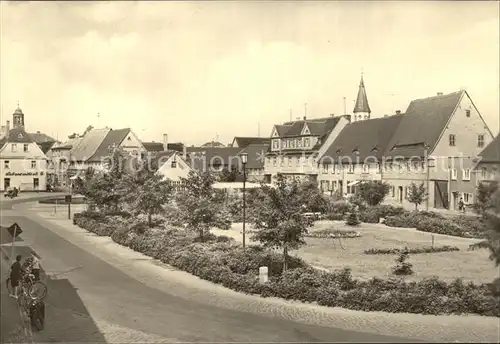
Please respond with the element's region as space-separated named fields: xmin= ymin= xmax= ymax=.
xmin=31 ymin=253 xmax=41 ymax=281
xmin=458 ymin=197 xmax=465 ymax=213
xmin=9 ymin=255 xmax=22 ymax=299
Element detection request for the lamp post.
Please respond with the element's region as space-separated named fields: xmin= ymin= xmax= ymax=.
xmin=241 ymin=153 xmax=248 ymax=249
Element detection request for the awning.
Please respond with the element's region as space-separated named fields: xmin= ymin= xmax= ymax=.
xmin=347 ymin=180 xmax=360 ymax=187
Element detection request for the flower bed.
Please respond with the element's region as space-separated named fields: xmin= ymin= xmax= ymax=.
xmin=73 ymin=212 xmax=500 ymax=317
xmin=364 ymin=246 xmax=460 ymax=255
xmin=306 ymin=228 xmax=361 ymax=239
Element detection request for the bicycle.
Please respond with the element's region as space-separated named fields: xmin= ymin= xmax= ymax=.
xmin=6 ymin=273 xmax=48 ymax=303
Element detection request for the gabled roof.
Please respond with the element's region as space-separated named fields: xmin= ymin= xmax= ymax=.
xmin=275 ymin=117 xmax=341 ymax=140
xmin=385 ymin=91 xmax=464 ymax=158
xmin=237 ymin=143 xmax=268 ymax=169
xmin=184 ymin=147 xmax=242 ymax=171
xmin=320 ymin=114 xmax=404 ymax=163
xmin=232 ymin=137 xmax=270 ymax=148
xmin=201 ymin=141 xmax=225 ymax=147
xmin=0 ymin=126 xmax=34 ymax=149
xmin=353 ymin=76 xmax=371 ymax=114
xmin=29 ymin=132 xmax=56 ymax=144
xmin=143 ymin=142 xmax=164 ymax=152
xmin=52 ymin=137 xmax=82 ymax=150
xmin=37 ymin=141 xmax=56 ymax=154
xmin=273 ymin=124 xmax=292 ymax=137
xmin=70 ymin=128 xmax=111 ymax=162
xmin=479 ymin=135 xmax=500 ymax=163
xmin=88 ymin=128 xmax=131 ymax=162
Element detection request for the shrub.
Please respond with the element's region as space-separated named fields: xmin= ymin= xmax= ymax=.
xmin=73 ymin=212 xmax=499 ymax=317
xmin=416 ymin=218 xmax=474 ymax=238
xmin=372 ymin=204 xmax=407 ymax=218
xmin=365 ymin=245 xmax=460 ymax=255
xmin=324 ymin=213 xmax=345 ymax=221
xmin=392 ymin=249 xmax=413 ymax=275
xmin=328 ymin=200 xmax=352 ymax=214
xmin=345 ymin=212 xmax=360 ymax=226
xmin=383 ymin=211 xmax=442 ymax=228
xmin=306 ymin=228 xmax=361 ymax=239
xmin=359 ymin=208 xmax=380 ymax=223
xmin=451 ymin=215 xmax=488 ymax=239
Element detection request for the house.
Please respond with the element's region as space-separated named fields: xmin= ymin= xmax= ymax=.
xmin=201 ymin=140 xmax=225 ymax=148
xmin=264 ymin=115 xmax=350 ymax=184
xmin=230 ymin=137 xmax=270 ymax=149
xmin=0 ymin=126 xmax=48 ymax=191
xmin=47 ymin=137 xmax=82 ymax=186
xmin=142 ymin=134 xmax=184 ymax=154
xmin=383 ymin=90 xmax=494 ymax=210
xmin=318 ymin=113 xmax=404 ymax=196
xmin=237 ymin=143 xmax=269 ymax=182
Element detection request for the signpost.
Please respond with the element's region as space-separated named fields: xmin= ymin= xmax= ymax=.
xmin=65 ymin=195 xmax=72 ymax=219
xmin=7 ymin=223 xmax=22 ymax=263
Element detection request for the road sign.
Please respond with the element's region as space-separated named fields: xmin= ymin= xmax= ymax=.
xmin=7 ymin=223 xmax=22 ymax=238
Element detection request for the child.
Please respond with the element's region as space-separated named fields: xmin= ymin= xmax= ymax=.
xmin=9 ymin=255 xmax=22 ymax=299
xmin=458 ymin=198 xmax=465 ymax=213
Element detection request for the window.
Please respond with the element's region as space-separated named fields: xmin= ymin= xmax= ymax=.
xmin=347 ymin=164 xmax=354 ymax=173
xmin=477 ymin=134 xmax=485 ymax=148
xmin=4 ymin=161 xmax=9 ymax=169
xmin=304 ymin=138 xmax=310 ymax=147
xmin=11 ymin=144 xmax=17 ymax=152
xmin=283 ymin=140 xmax=288 ymax=149
xmin=481 ymin=167 xmax=487 ymax=179
xmin=171 ymin=160 xmax=177 ymax=168
xmin=272 ymin=140 xmax=279 ymax=150
xmin=331 ymin=164 xmax=335 ymax=174
xmin=362 ymin=164 xmax=369 ymax=173
xmin=326 ymin=181 xmax=331 ymax=191
xmin=465 ymin=109 xmax=471 ymax=117
xmin=391 ymin=186 xmax=395 ymax=197
xmin=280 ymin=157 xmax=284 ymax=167
xmin=451 ymin=168 xmax=457 ymax=180
xmin=297 ymin=139 xmax=302 ymax=148
xmin=332 ymin=181 xmax=337 ymax=190
xmin=449 ymin=134 xmax=456 ymax=146
xmin=492 ymin=167 xmax=498 ymax=178
xmin=31 ymin=160 xmax=36 ymax=169
xmin=127 ymin=136 xmax=132 ymax=140
xmin=463 ymin=193 xmax=473 ymax=204
xmin=290 ymin=140 xmax=296 ymax=148
xmin=405 ymin=187 xmax=410 ymax=199
xmin=23 ymin=144 xmax=29 ymax=152
xmin=376 ymin=163 xmax=381 ymax=173
xmin=322 ymin=164 xmax=328 ymax=173
xmin=273 ymin=158 xmax=277 ymax=166
xmin=462 ymin=168 xmax=471 ymax=181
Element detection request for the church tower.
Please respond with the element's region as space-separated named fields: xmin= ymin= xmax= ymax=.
xmin=12 ymin=103 xmax=25 ymax=128
xmin=352 ymin=74 xmax=371 ymax=122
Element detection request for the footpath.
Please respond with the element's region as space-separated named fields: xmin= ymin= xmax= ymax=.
xmin=13 ymin=201 xmax=500 ymax=343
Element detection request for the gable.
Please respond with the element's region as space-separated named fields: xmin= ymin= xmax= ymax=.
xmin=157 ymin=152 xmax=192 ymax=181
xmin=301 ymin=123 xmax=311 ymax=135
xmin=0 ymin=141 xmax=47 ymax=159
xmin=271 ymin=126 xmax=280 ymax=138
xmin=120 ymin=130 xmax=146 ymax=152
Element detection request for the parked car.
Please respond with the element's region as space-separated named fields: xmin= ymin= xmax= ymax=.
xmin=4 ymin=187 xmax=19 ymax=199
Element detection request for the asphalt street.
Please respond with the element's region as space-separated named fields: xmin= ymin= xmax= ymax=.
xmin=0 ymin=198 xmax=419 ymax=343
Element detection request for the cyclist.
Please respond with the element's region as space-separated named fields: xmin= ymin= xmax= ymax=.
xmin=9 ymin=254 xmax=22 ymax=299
xmin=31 ymin=253 xmax=41 ymax=281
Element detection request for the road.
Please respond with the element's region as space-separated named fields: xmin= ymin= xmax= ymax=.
xmin=0 ymin=198 xmax=419 ymax=343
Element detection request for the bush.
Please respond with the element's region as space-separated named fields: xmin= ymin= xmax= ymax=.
xmin=73 ymin=212 xmax=499 ymax=317
xmin=328 ymin=200 xmax=352 ymax=214
xmin=415 ymin=218 xmax=484 ymax=238
xmin=324 ymin=213 xmax=345 ymax=221
xmin=451 ymin=215 xmax=488 ymax=239
xmin=392 ymin=249 xmax=413 ymax=275
xmin=306 ymin=228 xmax=361 ymax=239
xmin=383 ymin=211 xmax=442 ymax=228
xmin=372 ymin=204 xmax=407 ymax=218
xmin=365 ymin=245 xmax=460 ymax=255
xmin=345 ymin=212 xmax=360 ymax=226
xmin=359 ymin=208 xmax=380 ymax=223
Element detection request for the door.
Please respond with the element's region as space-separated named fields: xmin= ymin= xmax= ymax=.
xmin=398 ymin=186 xmax=403 ymax=203
xmin=4 ymin=178 xmax=10 ymax=190
xmin=434 ymin=181 xmax=449 ymax=209
xmin=33 ymin=178 xmax=39 ymax=190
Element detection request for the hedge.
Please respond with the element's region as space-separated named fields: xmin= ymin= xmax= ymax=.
xmin=306 ymin=229 xmax=361 ymax=239
xmin=364 ymin=246 xmax=460 ymax=255
xmin=39 ymin=197 xmax=88 ymax=205
xmin=73 ymin=212 xmax=499 ymax=317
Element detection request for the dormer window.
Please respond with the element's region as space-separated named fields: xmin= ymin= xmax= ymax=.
xmin=127 ymin=136 xmax=132 ymax=140
xmin=465 ymin=110 xmax=471 ymax=117
xmin=17 ymin=133 xmax=23 ymax=139
xmin=371 ymin=146 xmax=378 ymax=153
xmin=297 ymin=139 xmax=302 ymax=148
xmin=290 ymin=140 xmax=296 ymax=148
xmin=336 ymin=148 xmax=341 ymax=154
xmin=304 ymin=137 xmax=310 ymax=147
xmin=353 ymin=148 xmax=359 ymax=155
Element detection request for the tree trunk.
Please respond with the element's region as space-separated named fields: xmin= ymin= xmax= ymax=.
xmin=415 ymin=203 xmax=418 ymax=211
xmin=148 ymin=213 xmax=152 ymax=227
xmin=283 ymin=246 xmax=288 ymax=272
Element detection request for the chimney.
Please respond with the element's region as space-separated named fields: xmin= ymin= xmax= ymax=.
xmin=437 ymin=92 xmax=443 ymax=96
xmin=395 ymin=110 xmax=401 ymax=115
xmin=6 ymin=120 xmax=10 ymax=132
xmin=162 ymin=134 xmax=168 ymax=151
xmin=303 ymin=116 xmax=307 ymax=120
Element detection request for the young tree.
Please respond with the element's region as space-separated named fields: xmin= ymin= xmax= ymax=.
xmin=120 ymin=158 xmax=173 ymax=227
xmin=356 ymin=181 xmax=391 ymax=206
xmin=251 ymin=174 xmax=313 ymax=271
xmin=176 ymin=171 xmax=232 ymax=240
xmin=473 ymin=181 xmax=499 ymax=214
xmin=407 ymin=182 xmax=428 ymax=211
xmin=219 ymin=166 xmax=240 ymax=182
xmin=297 ymin=180 xmax=328 ymax=213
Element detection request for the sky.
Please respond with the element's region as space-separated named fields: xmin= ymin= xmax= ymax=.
xmin=1 ymin=1 xmax=499 ymax=146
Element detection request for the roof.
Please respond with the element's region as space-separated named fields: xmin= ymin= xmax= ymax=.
xmin=353 ymin=76 xmax=371 ymax=114
xmin=232 ymin=137 xmax=270 ymax=148
xmin=0 ymin=127 xmax=34 ymax=149
xmin=184 ymin=147 xmax=242 ymax=171
xmin=52 ymin=137 xmax=82 ymax=150
xmin=385 ymin=91 xmax=464 ymax=158
xmin=88 ymin=128 xmax=131 ymax=162
xmin=69 ymin=128 xmax=111 ymax=162
xmin=320 ymin=114 xmax=404 ymax=163
xmin=479 ymin=135 xmax=500 ymax=163
xmin=37 ymin=141 xmax=56 ymax=154
xmin=143 ymin=142 xmax=164 ymax=152
xmin=29 ymin=132 xmax=56 ymax=144
xmin=237 ymin=143 xmax=268 ymax=169
xmin=201 ymin=141 xmax=225 ymax=147
xmin=275 ymin=116 xmax=341 ymax=141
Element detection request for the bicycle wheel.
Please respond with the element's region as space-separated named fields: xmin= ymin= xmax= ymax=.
xmin=28 ymin=281 xmax=47 ymax=300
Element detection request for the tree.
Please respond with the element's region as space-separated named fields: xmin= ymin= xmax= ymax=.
xmin=392 ymin=247 xmax=413 ymax=275
xmin=176 ymin=171 xmax=232 ymax=240
xmin=219 ymin=167 xmax=240 ymax=182
xmin=345 ymin=211 xmax=360 ymax=226
xmin=297 ymin=180 xmax=328 ymax=213
xmin=251 ymin=174 xmax=313 ymax=271
xmin=356 ymin=181 xmax=391 ymax=206
xmin=473 ymin=181 xmax=499 ymax=214
xmin=120 ymin=158 xmax=173 ymax=227
xmin=407 ymin=182 xmax=428 ymax=211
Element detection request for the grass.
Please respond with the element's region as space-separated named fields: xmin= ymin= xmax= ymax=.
xmin=213 ymin=220 xmax=498 ymax=285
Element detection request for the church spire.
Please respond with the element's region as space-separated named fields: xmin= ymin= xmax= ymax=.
xmin=353 ymin=72 xmax=371 ymax=121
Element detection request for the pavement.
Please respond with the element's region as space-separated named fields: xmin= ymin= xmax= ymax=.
xmin=1 ymin=198 xmax=499 ymax=342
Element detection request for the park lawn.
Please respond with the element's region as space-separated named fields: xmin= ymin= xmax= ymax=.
xmin=214 ymin=221 xmax=498 ymax=285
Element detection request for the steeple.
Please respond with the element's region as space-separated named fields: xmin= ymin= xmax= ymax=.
xmin=12 ymin=102 xmax=25 ymax=128
xmin=353 ymin=72 xmax=371 ymax=121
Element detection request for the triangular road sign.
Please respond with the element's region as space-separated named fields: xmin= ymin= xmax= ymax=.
xmin=7 ymin=223 xmax=22 ymax=238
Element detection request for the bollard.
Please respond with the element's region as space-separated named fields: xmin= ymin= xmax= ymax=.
xmin=259 ymin=266 xmax=268 ymax=284
xmin=431 ymin=234 xmax=435 ymax=248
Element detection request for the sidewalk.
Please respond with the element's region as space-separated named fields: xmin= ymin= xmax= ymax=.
xmin=16 ymin=202 xmax=500 ymax=343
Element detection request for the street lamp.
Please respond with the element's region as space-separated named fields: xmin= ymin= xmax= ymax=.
xmin=241 ymin=153 xmax=248 ymax=249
